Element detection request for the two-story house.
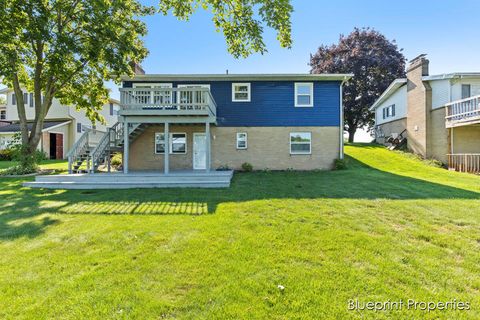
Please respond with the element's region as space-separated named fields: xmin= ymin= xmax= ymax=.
xmin=370 ymin=55 xmax=480 ymax=173
xmin=0 ymin=88 xmax=120 ymax=158
xmin=25 ymin=71 xmax=352 ymax=189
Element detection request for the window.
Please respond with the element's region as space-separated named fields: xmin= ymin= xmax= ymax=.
xmin=155 ymin=133 xmax=165 ymax=154
xmin=232 ymin=83 xmax=251 ymax=102
xmin=236 ymin=132 xmax=247 ymax=149
xmin=290 ymin=132 xmax=311 ymax=155
xmin=109 ymin=103 xmax=114 ymax=116
xmin=77 ymin=123 xmax=82 ymax=133
xmin=294 ymin=83 xmax=313 ymax=107
xmin=170 ymin=133 xmax=187 ymax=154
xmin=461 ymin=84 xmax=471 ymax=99
xmin=29 ymin=93 xmax=33 ymax=107
xmin=12 ymin=93 xmax=16 ymax=105
xmin=0 ymin=110 xmax=6 ymax=120
xmin=23 ymin=93 xmax=28 ymax=105
xmin=155 ymin=133 xmax=187 ymax=154
xmin=382 ymin=104 xmax=395 ymax=119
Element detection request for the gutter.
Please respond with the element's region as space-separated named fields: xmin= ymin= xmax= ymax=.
xmin=339 ymin=76 xmax=349 ymax=160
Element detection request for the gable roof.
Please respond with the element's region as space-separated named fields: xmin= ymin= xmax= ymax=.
xmin=369 ymin=79 xmax=407 ymax=111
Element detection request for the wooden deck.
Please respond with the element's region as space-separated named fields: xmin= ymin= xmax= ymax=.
xmin=23 ymin=170 xmax=234 ymax=189
xmin=445 ymin=95 xmax=480 ymax=128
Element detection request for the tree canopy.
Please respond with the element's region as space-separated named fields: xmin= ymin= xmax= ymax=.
xmin=0 ymin=0 xmax=293 ymax=171
xmin=309 ymin=28 xmax=406 ymax=142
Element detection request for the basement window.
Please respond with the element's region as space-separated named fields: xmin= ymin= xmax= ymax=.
xmin=155 ymin=133 xmax=165 ymax=154
xmin=170 ymin=133 xmax=187 ymax=154
xmin=236 ymin=132 xmax=247 ymax=149
xmin=155 ymin=133 xmax=187 ymax=154
xmin=290 ymin=132 xmax=311 ymax=155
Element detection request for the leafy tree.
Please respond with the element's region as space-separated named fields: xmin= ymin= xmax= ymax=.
xmin=158 ymin=0 xmax=293 ymax=58
xmin=0 ymin=0 xmax=293 ymax=172
xmin=0 ymin=95 xmax=6 ymax=105
xmin=309 ymin=28 xmax=406 ymax=142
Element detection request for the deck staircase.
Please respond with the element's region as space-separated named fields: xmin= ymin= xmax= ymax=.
xmin=67 ymin=122 xmax=146 ymax=174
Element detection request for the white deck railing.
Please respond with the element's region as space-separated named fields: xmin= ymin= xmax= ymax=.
xmin=119 ymin=87 xmax=217 ymax=117
xmin=445 ymin=95 xmax=480 ymax=127
xmin=448 ymin=154 xmax=480 ymax=174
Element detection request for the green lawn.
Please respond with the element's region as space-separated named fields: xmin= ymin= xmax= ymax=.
xmin=1 ymin=144 xmax=479 ymax=319
xmin=0 ymin=159 xmax=68 ymax=172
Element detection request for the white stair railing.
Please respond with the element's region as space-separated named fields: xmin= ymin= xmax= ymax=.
xmin=67 ymin=130 xmax=90 ymax=174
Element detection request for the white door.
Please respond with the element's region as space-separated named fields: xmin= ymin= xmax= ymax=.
xmin=193 ymin=133 xmax=207 ymax=170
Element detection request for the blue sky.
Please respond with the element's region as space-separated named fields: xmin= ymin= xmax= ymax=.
xmin=136 ymin=0 xmax=480 ymax=76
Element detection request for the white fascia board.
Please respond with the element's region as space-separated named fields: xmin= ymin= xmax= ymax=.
xmin=369 ymin=79 xmax=407 ymax=111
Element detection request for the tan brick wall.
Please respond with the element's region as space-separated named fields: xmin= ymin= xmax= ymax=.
xmin=129 ymin=124 xmax=204 ymax=171
xmin=406 ymin=57 xmax=432 ymax=157
xmin=452 ymin=126 xmax=480 ymax=154
xmin=128 ymin=125 xmax=340 ymax=171
xmin=212 ymin=127 xmax=340 ymax=170
xmin=428 ymin=107 xmax=449 ymax=163
xmin=375 ymin=118 xmax=407 ymax=144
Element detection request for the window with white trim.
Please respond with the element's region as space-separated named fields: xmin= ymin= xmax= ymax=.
xmin=155 ymin=133 xmax=187 ymax=154
xmin=232 ymin=83 xmax=251 ymax=102
xmin=155 ymin=133 xmax=166 ymax=154
xmin=236 ymin=132 xmax=247 ymax=149
xmin=170 ymin=133 xmax=187 ymax=154
xmin=0 ymin=110 xmax=6 ymax=120
xmin=294 ymin=83 xmax=313 ymax=107
xmin=290 ymin=132 xmax=311 ymax=154
xmin=461 ymin=84 xmax=471 ymax=99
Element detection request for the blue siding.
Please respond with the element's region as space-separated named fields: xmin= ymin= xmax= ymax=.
xmin=123 ymin=80 xmax=341 ymax=127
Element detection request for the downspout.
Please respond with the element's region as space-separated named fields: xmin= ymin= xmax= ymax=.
xmin=339 ymin=77 xmax=347 ymax=159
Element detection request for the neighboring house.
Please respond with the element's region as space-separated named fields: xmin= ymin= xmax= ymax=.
xmin=370 ymin=54 xmax=480 ymax=173
xmin=0 ymin=104 xmax=6 ymax=121
xmin=0 ymin=88 xmax=120 ymax=159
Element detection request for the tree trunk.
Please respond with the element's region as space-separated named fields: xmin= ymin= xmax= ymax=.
xmin=347 ymin=127 xmax=356 ymax=143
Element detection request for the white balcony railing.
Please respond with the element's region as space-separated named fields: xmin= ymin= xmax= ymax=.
xmin=448 ymin=154 xmax=480 ymax=174
xmin=119 ymin=87 xmax=216 ymax=117
xmin=445 ymin=95 xmax=480 ymax=127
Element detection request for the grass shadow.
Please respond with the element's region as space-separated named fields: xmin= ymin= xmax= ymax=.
xmin=0 ymin=144 xmax=479 ymax=240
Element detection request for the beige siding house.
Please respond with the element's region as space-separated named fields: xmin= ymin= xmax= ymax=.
xmin=0 ymin=87 xmax=119 ymax=159
xmin=370 ymin=55 xmax=480 ymax=173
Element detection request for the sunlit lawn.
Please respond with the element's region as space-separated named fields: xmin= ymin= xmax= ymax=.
xmin=0 ymin=144 xmax=479 ymax=319
xmin=0 ymin=159 xmax=68 ymax=172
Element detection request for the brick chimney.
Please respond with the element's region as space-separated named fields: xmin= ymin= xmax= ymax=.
xmin=406 ymin=54 xmax=432 ymax=158
xmin=129 ymin=62 xmax=145 ymax=75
